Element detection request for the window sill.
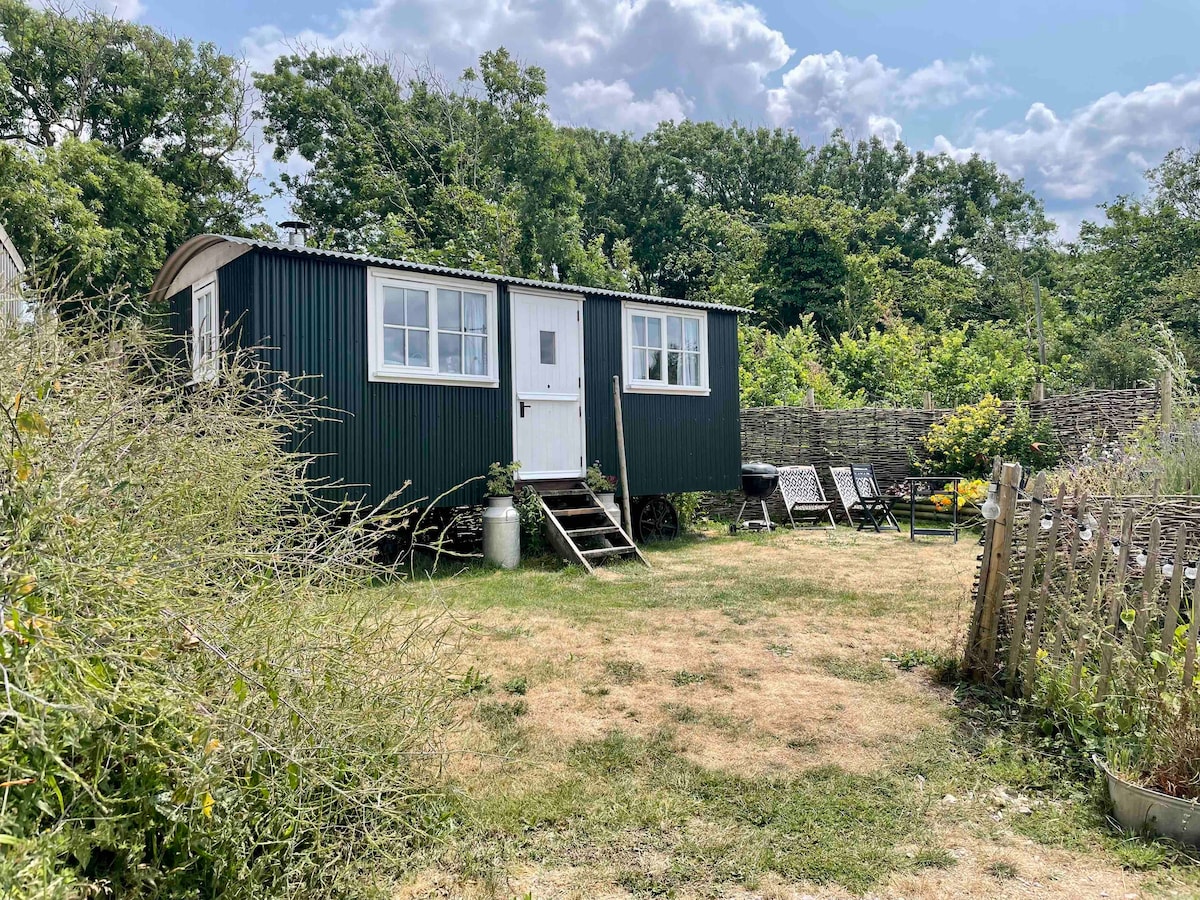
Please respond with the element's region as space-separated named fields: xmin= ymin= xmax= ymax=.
xmin=624 ymin=381 xmax=710 ymax=396
xmin=370 ymin=368 xmax=499 ymax=388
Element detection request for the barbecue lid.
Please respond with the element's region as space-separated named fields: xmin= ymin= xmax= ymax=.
xmin=740 ymin=462 xmax=778 ymax=476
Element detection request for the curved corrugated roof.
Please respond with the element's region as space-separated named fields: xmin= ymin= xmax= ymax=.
xmin=0 ymin=221 xmax=26 ymax=274
xmin=150 ymin=234 xmax=752 ymax=313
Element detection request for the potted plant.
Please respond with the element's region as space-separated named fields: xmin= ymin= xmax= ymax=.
xmin=482 ymin=461 xmax=521 ymax=569
xmin=1099 ymin=692 xmax=1200 ymax=846
xmin=586 ymin=461 xmax=619 ymax=523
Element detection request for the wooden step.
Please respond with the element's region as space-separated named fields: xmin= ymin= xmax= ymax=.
xmin=550 ymin=506 xmax=605 ymax=518
xmin=565 ymin=525 xmax=622 ymax=538
xmin=538 ymin=488 xmax=590 ymax=498
xmin=581 ymin=546 xmax=638 ymax=559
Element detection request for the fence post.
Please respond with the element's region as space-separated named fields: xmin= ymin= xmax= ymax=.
xmin=966 ymin=461 xmax=1022 ymax=679
xmin=923 ymin=391 xmax=933 ymax=411
xmin=966 ymin=457 xmax=1003 ymax=666
xmin=1156 ymin=524 xmax=1188 ymax=684
xmin=1161 ymin=369 xmax=1173 ymax=431
xmin=805 ymin=386 xmax=816 ymax=409
xmin=1023 ymin=482 xmax=1068 ymax=697
xmin=1006 ymin=472 xmax=1046 ymax=693
xmin=1097 ymin=509 xmax=1137 ymax=702
xmin=1030 ymin=382 xmax=1046 ymax=403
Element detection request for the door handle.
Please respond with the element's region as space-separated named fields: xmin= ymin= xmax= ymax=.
xmin=520 ymin=401 xmax=529 ymax=418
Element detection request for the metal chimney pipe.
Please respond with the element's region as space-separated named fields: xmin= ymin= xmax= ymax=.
xmin=278 ymin=220 xmax=311 ymax=247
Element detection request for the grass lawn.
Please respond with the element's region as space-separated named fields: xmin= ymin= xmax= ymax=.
xmin=379 ymin=525 xmax=1200 ymax=899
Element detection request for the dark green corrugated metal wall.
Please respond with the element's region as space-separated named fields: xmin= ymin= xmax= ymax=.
xmin=583 ymin=298 xmax=741 ymax=496
xmin=247 ymin=249 xmax=511 ymax=509
xmin=174 ymin=246 xmax=738 ymax=508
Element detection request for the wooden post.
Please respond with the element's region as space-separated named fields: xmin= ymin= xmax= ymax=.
xmin=1070 ymin=502 xmax=1113 ymax=697
xmin=1006 ymin=472 xmax=1046 ymax=693
xmin=805 ymin=386 xmax=816 ymax=409
xmin=966 ymin=457 xmax=1003 ymax=666
xmin=1097 ymin=509 xmax=1136 ymax=702
xmin=1049 ymin=491 xmax=1087 ymax=664
xmin=1033 ymin=275 xmax=1047 ymax=372
xmin=1184 ymin=571 xmax=1200 ymax=687
xmin=923 ymin=391 xmax=933 ymax=411
xmin=612 ymin=376 xmax=633 ymax=535
xmin=1030 ymin=382 xmax=1045 ymax=403
xmin=1130 ymin=517 xmax=1162 ymax=662
xmin=1157 ymin=525 xmax=1188 ymax=684
xmin=967 ymin=461 xmax=1022 ymax=679
xmin=1161 ymin=369 xmax=1174 ymax=431
xmin=1022 ymin=481 xmax=1067 ymax=697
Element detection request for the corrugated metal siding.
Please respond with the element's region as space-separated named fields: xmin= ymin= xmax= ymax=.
xmin=165 ymin=256 xmax=254 ymax=366
xmin=218 ymin=253 xmax=255 ymax=352
xmin=248 ymin=249 xmax=511 ymax=509
xmin=168 ymin=246 xmax=737 ymax=509
xmin=166 ymin=285 xmax=191 ymax=361
xmin=584 ymin=297 xmax=741 ymax=496
xmin=0 ymin=240 xmax=23 ymax=321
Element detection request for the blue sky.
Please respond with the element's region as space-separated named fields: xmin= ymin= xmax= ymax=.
xmin=132 ymin=0 xmax=1200 ymax=237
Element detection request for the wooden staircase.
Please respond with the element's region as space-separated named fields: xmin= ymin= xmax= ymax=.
xmin=527 ymin=480 xmax=649 ymax=573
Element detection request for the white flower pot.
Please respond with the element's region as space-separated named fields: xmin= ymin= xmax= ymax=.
xmin=597 ymin=491 xmax=619 ymax=525
xmin=482 ymin=495 xmax=520 ymax=569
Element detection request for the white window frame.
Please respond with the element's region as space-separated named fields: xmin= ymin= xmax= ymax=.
xmin=367 ymin=267 xmax=499 ymax=387
xmin=621 ymin=302 xmax=710 ymax=396
xmin=190 ymin=275 xmax=219 ymax=384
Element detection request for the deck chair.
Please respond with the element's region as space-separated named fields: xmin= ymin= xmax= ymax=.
xmin=829 ymin=465 xmax=900 ymax=532
xmin=850 ymin=464 xmax=900 ymax=532
xmin=777 ymin=465 xmax=836 ymax=529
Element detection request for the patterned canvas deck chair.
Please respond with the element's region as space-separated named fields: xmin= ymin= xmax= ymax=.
xmin=777 ymin=465 xmax=836 ymax=529
xmin=829 ymin=465 xmax=900 ymax=532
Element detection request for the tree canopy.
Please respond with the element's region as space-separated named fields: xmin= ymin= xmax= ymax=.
xmin=0 ymin=0 xmax=258 ymax=300
xmin=0 ymin=0 xmax=1196 ymax=404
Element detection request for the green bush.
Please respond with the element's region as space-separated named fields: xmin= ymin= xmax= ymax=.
xmin=919 ymin=394 xmax=1058 ymax=477
xmin=0 ymin=309 xmax=455 ymax=899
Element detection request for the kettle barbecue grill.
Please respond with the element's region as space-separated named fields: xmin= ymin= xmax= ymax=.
xmin=732 ymin=462 xmax=780 ymax=532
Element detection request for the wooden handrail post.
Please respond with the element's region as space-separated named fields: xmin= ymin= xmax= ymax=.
xmin=612 ymin=375 xmax=633 ymax=535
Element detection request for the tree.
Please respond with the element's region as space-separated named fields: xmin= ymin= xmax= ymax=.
xmin=0 ymin=0 xmax=258 ymax=300
xmin=257 ymin=47 xmax=628 ymax=285
xmin=0 ymin=138 xmax=185 ymax=300
xmin=739 ymin=321 xmax=852 ymax=408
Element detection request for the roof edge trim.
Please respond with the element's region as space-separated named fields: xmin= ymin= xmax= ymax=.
xmin=152 ymin=234 xmax=753 ymax=314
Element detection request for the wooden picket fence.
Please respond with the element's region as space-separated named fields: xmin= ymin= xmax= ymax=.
xmin=963 ymin=461 xmax=1200 ymax=703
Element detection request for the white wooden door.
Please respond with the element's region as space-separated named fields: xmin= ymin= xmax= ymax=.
xmin=511 ymin=290 xmax=585 ymax=479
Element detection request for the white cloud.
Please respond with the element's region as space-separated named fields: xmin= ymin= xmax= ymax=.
xmin=29 ymin=0 xmax=145 ymax=21
xmin=561 ymin=79 xmax=691 ymax=132
xmin=240 ymin=0 xmax=1200 ymax=225
xmin=765 ymin=50 xmax=1001 ymax=139
xmin=933 ymin=77 xmax=1200 ymax=202
xmin=241 ymin=0 xmax=791 ymax=133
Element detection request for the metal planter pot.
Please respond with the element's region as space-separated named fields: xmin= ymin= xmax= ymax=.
xmin=1097 ymin=757 xmax=1200 ymax=846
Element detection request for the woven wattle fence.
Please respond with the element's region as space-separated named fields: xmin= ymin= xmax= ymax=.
xmin=705 ymin=387 xmax=1162 ymax=523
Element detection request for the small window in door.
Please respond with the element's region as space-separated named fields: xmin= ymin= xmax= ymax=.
xmin=539 ymin=330 xmax=556 ymax=365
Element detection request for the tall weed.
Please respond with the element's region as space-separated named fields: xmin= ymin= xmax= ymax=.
xmin=0 ymin=307 xmax=456 ymax=898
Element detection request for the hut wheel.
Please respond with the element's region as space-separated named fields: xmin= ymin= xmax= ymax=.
xmin=635 ymin=496 xmax=680 ymax=543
